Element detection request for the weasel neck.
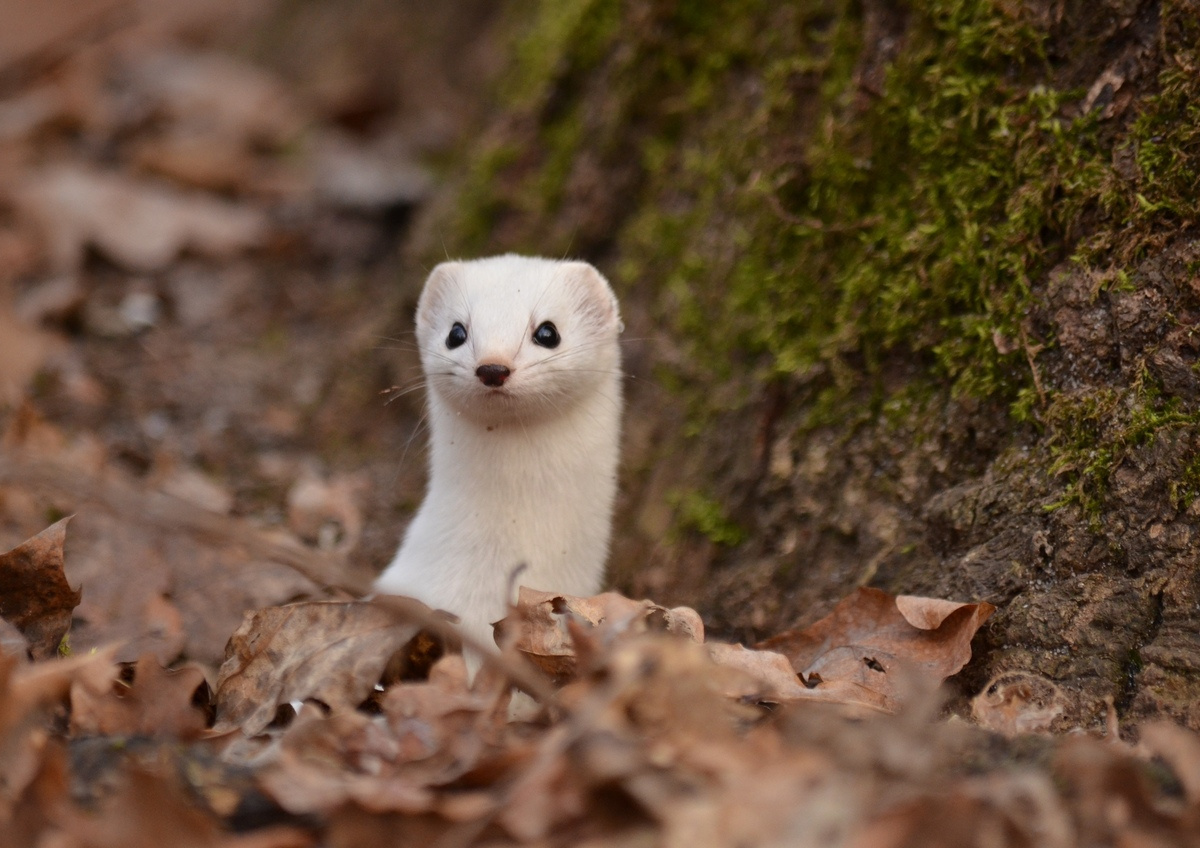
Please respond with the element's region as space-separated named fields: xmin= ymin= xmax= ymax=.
xmin=424 ymin=383 xmax=620 ymax=510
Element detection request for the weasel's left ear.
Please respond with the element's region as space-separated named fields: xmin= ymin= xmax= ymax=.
xmin=415 ymin=261 xmax=463 ymax=334
xmin=562 ymin=261 xmax=621 ymax=330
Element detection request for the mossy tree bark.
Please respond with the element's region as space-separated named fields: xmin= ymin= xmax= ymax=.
xmin=408 ymin=0 xmax=1200 ymax=728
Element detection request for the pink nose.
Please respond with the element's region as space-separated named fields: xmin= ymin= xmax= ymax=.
xmin=476 ymin=364 xmax=510 ymax=387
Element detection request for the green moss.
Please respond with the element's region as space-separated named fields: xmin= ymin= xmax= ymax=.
xmin=495 ymin=0 xmax=1112 ymax=416
xmin=1043 ymin=374 xmax=1200 ymax=521
xmin=671 ymin=490 xmax=747 ymax=546
xmin=1170 ymin=451 xmax=1200 ymax=511
xmin=730 ymin=3 xmax=1106 ymax=404
xmin=504 ymin=0 xmax=623 ymax=109
xmin=1077 ymin=1 xmax=1200 ymax=266
xmin=435 ymin=0 xmax=1200 ymax=520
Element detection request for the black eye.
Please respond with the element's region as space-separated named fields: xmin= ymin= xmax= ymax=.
xmin=446 ymin=322 xmax=467 ymax=349
xmin=532 ymin=321 xmax=560 ymax=348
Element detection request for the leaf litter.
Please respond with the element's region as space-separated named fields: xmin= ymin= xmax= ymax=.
xmin=2 ymin=510 xmax=1198 ymax=846
xmin=0 ymin=2 xmax=1197 ymax=846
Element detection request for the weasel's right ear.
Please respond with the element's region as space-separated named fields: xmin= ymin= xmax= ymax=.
xmin=415 ymin=261 xmax=463 ymax=332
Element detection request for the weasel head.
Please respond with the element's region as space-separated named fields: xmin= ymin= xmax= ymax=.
xmin=414 ymin=255 xmax=622 ymax=426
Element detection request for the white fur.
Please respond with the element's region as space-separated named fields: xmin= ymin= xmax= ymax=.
xmin=374 ymin=254 xmax=623 ymax=654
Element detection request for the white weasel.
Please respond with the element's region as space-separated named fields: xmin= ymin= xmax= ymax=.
xmin=374 ymin=254 xmax=623 ymax=653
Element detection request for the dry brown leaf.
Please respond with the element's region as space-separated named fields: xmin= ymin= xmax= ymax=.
xmin=0 ymin=453 xmax=333 ymax=665
xmin=0 ymin=517 xmax=81 ymax=659
xmin=0 ymin=0 xmax=126 ymax=74
xmin=325 ymin=806 xmax=448 ymax=848
xmin=129 ymin=51 xmax=304 ymax=148
xmin=133 ymin=130 xmax=256 ymax=194
xmin=1139 ymin=721 xmax=1200 ymax=804
xmin=0 ymin=307 xmax=66 ymax=405
xmin=15 ymin=165 xmax=267 ymax=272
xmin=257 ymin=710 xmax=435 ymax=817
xmin=1053 ymin=736 xmax=1182 ymax=846
xmin=0 ymin=649 xmax=117 ymax=828
xmin=69 ymin=654 xmax=211 ymax=739
xmin=500 ymin=588 xmax=704 ymax=681
xmin=757 ymin=587 xmax=995 ymax=712
xmin=285 ymin=470 xmax=367 ymax=554
xmin=0 ymin=618 xmax=29 ymax=657
xmin=312 ymin=134 xmax=432 ymax=213
xmin=705 ymin=642 xmax=889 ymax=714
xmin=3 ymin=738 xmax=70 ymax=847
xmin=970 ymin=671 xmax=1068 ymax=736
xmin=214 ymin=601 xmax=421 ymax=735
xmin=53 ymin=765 xmax=228 ymax=848
xmin=258 ymin=654 xmax=511 ymax=818
xmin=849 ymin=774 xmax=1072 ymax=848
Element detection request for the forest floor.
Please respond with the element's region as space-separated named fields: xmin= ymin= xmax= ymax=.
xmin=2 ymin=2 xmax=1200 ymax=846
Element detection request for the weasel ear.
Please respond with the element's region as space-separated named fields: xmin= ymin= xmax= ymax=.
xmin=415 ymin=261 xmax=463 ymax=331
xmin=562 ymin=261 xmax=620 ymax=330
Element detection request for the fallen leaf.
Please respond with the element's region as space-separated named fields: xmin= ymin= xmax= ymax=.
xmin=971 ymin=671 xmax=1067 ymax=736
xmin=1053 ymin=736 xmax=1181 ymax=846
xmin=129 ymin=50 xmax=304 ymax=148
xmin=499 ymin=589 xmax=704 ymax=681
xmin=757 ymin=588 xmax=995 ymax=712
xmin=0 ymin=452 xmax=334 ymax=665
xmin=0 ymin=517 xmax=81 ymax=659
xmin=1139 ymin=721 xmax=1200 ymax=804
xmin=0 ymin=617 xmax=28 ymax=656
xmin=214 ymin=601 xmax=421 ymax=735
xmin=69 ymin=654 xmax=211 ymax=739
xmin=0 ymin=0 xmax=125 ymax=75
xmin=285 ymin=470 xmax=367 ymax=554
xmin=850 ymin=772 xmax=1073 ymax=848
xmin=15 ymin=165 xmax=267 ymax=272
xmin=3 ymin=737 xmax=70 ymax=847
xmin=257 ymin=710 xmax=436 ymax=816
xmin=0 ymin=306 xmax=66 ymax=406
xmin=133 ymin=130 xmax=256 ymax=193
xmin=706 ymin=642 xmax=888 ymax=714
xmin=0 ymin=649 xmax=117 ymax=827
xmin=312 ymin=134 xmax=432 ymax=213
xmin=54 ymin=765 xmax=232 ymax=848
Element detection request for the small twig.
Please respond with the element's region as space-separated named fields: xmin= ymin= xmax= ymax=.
xmin=0 ymin=451 xmax=365 ymax=593
xmin=1018 ymin=324 xmax=1048 ymax=407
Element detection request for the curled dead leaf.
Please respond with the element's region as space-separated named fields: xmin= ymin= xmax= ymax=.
xmin=498 ymin=588 xmax=703 ymax=682
xmin=69 ymin=654 xmax=212 ymax=739
xmin=1138 ymin=721 xmax=1200 ymax=804
xmin=971 ymin=671 xmax=1068 ymax=736
xmin=758 ymin=588 xmax=995 ymax=713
